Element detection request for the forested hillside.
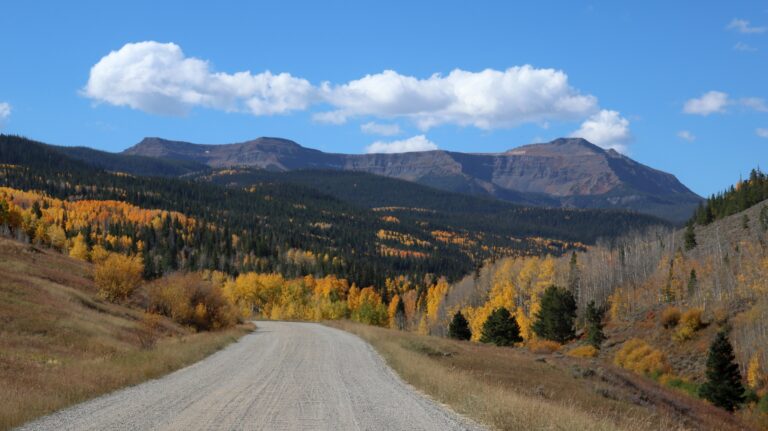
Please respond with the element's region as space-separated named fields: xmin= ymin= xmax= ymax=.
xmin=195 ymin=167 xmax=666 ymax=243
xmin=0 ymin=134 xmax=666 ymax=291
xmin=429 ymin=181 xmax=768 ymax=426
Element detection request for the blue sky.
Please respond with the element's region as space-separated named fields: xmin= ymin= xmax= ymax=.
xmin=1 ymin=1 xmax=767 ymax=196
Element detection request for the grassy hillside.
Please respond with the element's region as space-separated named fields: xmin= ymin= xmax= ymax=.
xmin=331 ymin=321 xmax=749 ymax=431
xmin=0 ymin=237 xmax=251 ymax=430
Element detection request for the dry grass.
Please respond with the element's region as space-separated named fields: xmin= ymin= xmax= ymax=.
xmin=0 ymin=238 xmax=252 ymax=430
xmin=329 ymin=320 xmax=752 ymax=431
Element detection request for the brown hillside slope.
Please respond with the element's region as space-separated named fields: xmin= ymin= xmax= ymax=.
xmin=331 ymin=321 xmax=750 ymax=431
xmin=0 ymin=238 xmax=251 ymax=430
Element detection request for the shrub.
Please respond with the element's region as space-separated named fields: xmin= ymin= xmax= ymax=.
xmin=614 ymin=338 xmax=671 ymax=376
xmin=448 ymin=311 xmax=472 ymax=340
xmin=758 ymin=393 xmax=768 ymax=413
xmin=527 ymin=339 xmax=561 ymax=354
xmin=532 ymin=285 xmax=577 ymax=343
xmin=146 ymin=273 xmax=237 ymax=331
xmin=135 ymin=312 xmax=162 ymax=350
xmin=94 ymin=253 xmax=144 ymax=302
xmin=673 ymin=308 xmax=703 ymax=341
xmin=567 ymin=345 xmax=598 ymax=358
xmin=480 ymin=307 xmax=523 ymax=346
xmin=660 ymin=307 xmax=681 ymax=328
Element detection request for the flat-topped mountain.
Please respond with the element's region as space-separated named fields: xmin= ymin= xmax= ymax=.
xmin=122 ymin=137 xmax=701 ymax=223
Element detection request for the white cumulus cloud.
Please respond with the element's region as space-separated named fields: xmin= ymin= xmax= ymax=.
xmin=365 ymin=135 xmax=438 ymax=154
xmin=86 ymin=42 xmax=632 ymax=141
xmin=570 ymin=110 xmax=631 ymax=153
xmin=683 ymin=91 xmax=730 ymax=115
xmin=360 ymin=121 xmax=401 ymax=136
xmin=83 ymin=41 xmax=316 ymax=116
xmin=757 ymin=128 xmax=768 ymax=138
xmin=727 ymin=18 xmax=766 ymax=34
xmin=0 ymin=102 xmax=10 ymax=128
xmin=319 ymin=66 xmax=598 ymax=130
xmin=677 ymin=130 xmax=696 ymax=142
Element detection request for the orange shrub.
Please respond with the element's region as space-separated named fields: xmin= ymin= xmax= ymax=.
xmin=614 ymin=338 xmax=671 ymax=376
xmin=146 ymin=273 xmax=237 ymax=331
xmin=567 ymin=345 xmax=598 ymax=358
xmin=94 ymin=253 xmax=144 ymax=302
xmin=660 ymin=307 xmax=681 ymax=328
xmin=527 ymin=339 xmax=561 ymax=354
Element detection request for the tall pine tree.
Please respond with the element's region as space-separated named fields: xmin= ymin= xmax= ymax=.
xmin=584 ymin=300 xmax=606 ymax=349
xmin=480 ymin=308 xmax=522 ymax=346
xmin=448 ymin=311 xmax=472 ymax=340
xmin=532 ymin=286 xmax=577 ymax=343
xmin=699 ymin=331 xmax=745 ymax=412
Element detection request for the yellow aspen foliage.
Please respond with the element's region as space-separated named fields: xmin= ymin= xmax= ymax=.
xmin=46 ymin=224 xmax=67 ymax=251
xmin=614 ymin=338 xmax=671 ymax=376
xmin=33 ymin=222 xmax=48 ymax=245
xmin=609 ymin=288 xmax=628 ymax=322
xmin=747 ymin=353 xmax=763 ymax=389
xmin=567 ymin=345 xmax=598 ymax=358
xmin=426 ymin=278 xmax=449 ymax=323
xmin=69 ymin=233 xmax=90 ymax=261
xmin=388 ymin=294 xmax=401 ymax=328
xmin=94 ymin=253 xmax=144 ymax=302
xmin=90 ymin=244 xmax=110 ymax=265
xmin=463 ymin=304 xmax=493 ymax=341
xmin=417 ymin=315 xmax=429 ymax=335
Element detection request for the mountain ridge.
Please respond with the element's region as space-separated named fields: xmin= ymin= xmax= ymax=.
xmin=123 ymin=136 xmax=701 ymax=223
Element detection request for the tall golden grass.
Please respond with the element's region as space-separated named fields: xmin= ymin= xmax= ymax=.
xmin=329 ymin=321 xmax=751 ymax=431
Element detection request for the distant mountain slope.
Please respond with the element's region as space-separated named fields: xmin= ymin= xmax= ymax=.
xmin=2 ymin=134 xmax=666 ymax=289
xmin=124 ymin=137 xmax=702 ymax=223
xmin=194 ymin=167 xmax=669 ymax=243
xmin=55 ymin=145 xmax=209 ymax=177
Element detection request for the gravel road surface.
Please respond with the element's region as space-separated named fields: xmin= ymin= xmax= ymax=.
xmin=18 ymin=321 xmax=482 ymax=431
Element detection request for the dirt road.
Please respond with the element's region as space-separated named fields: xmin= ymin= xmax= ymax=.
xmin=18 ymin=321 xmax=481 ymax=431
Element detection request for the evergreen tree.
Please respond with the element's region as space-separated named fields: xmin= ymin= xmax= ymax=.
xmin=448 ymin=310 xmax=472 ymax=340
xmin=532 ymin=285 xmax=577 ymax=343
xmin=567 ymin=252 xmax=581 ymax=302
xmin=684 ymin=223 xmax=697 ymax=251
xmin=584 ymin=300 xmax=606 ymax=349
xmin=687 ymin=269 xmax=698 ymax=296
xmin=699 ymin=331 xmax=745 ymax=412
xmin=394 ymin=298 xmax=406 ymax=330
xmin=480 ymin=307 xmax=522 ymax=346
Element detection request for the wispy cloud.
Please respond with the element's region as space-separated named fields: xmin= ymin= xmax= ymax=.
xmin=683 ymin=91 xmax=767 ymax=115
xmin=727 ymin=18 xmax=766 ymax=34
xmin=360 ymin=122 xmax=401 ymax=136
xmin=0 ymin=102 xmax=10 ymax=128
xmin=734 ymin=41 xmax=757 ymax=51
xmin=677 ymin=130 xmax=696 ymax=142
xmin=365 ymin=135 xmax=438 ymax=154
xmin=757 ymin=128 xmax=768 ymax=138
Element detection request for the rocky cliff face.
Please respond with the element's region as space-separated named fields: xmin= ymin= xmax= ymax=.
xmin=123 ymin=137 xmax=702 ymax=223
